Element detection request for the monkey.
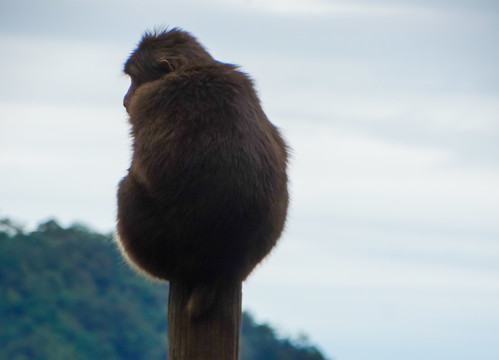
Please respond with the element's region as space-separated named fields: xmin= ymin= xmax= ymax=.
xmin=115 ymin=28 xmax=289 ymax=318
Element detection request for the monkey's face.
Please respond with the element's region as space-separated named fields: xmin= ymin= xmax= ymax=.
xmin=123 ymin=56 xmax=174 ymax=111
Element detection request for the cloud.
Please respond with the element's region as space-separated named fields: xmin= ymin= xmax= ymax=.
xmin=210 ymin=0 xmax=453 ymax=17
xmin=285 ymin=118 xmax=499 ymax=234
xmin=0 ymin=101 xmax=130 ymax=232
xmin=0 ymin=34 xmax=126 ymax=106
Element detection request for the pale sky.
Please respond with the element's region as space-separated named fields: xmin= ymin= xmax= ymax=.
xmin=1 ymin=1 xmax=499 ymax=359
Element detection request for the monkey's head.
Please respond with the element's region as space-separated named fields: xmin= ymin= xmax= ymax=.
xmin=123 ymin=28 xmax=215 ymax=110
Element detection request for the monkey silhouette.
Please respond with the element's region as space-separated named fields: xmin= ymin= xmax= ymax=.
xmin=115 ymin=28 xmax=289 ymax=318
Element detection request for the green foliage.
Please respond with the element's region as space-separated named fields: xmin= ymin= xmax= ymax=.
xmin=0 ymin=219 xmax=327 ymax=360
xmin=240 ymin=313 xmax=327 ymax=360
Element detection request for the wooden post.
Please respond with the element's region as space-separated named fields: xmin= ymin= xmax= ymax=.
xmin=168 ymin=280 xmax=242 ymax=360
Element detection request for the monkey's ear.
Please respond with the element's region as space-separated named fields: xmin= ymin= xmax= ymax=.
xmin=159 ymin=58 xmax=174 ymax=73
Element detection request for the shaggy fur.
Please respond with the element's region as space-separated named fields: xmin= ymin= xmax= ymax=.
xmin=116 ymin=28 xmax=289 ymax=316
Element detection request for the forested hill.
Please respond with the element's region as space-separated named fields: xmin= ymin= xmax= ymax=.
xmin=0 ymin=218 xmax=327 ymax=360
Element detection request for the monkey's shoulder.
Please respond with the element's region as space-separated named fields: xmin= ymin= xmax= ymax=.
xmin=161 ymin=63 xmax=255 ymax=101
xmin=182 ymin=62 xmax=251 ymax=83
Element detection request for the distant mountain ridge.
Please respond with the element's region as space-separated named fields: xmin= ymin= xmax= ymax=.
xmin=0 ymin=218 xmax=327 ymax=360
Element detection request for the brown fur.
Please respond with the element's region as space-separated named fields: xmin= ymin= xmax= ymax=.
xmin=116 ymin=28 xmax=289 ymax=316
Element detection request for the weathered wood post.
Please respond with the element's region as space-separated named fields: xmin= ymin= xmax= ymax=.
xmin=168 ymin=281 xmax=242 ymax=360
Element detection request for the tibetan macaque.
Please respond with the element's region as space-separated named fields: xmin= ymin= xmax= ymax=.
xmin=115 ymin=28 xmax=288 ymax=316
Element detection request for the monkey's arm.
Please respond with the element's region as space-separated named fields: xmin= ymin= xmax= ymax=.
xmin=116 ymin=174 xmax=177 ymax=280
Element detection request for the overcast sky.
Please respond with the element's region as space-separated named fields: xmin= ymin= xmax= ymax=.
xmin=1 ymin=1 xmax=499 ymax=359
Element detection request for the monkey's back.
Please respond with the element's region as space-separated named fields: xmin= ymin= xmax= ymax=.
xmin=128 ymin=64 xmax=288 ymax=283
